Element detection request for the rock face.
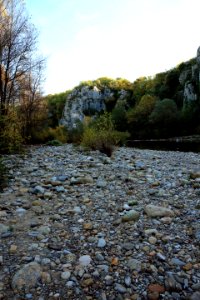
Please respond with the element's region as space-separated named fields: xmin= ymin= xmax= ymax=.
xmin=60 ymin=47 xmax=200 ymax=130
xmin=60 ymin=85 xmax=106 ymax=129
xmin=60 ymin=85 xmax=129 ymax=129
xmin=180 ymin=47 xmax=200 ymax=105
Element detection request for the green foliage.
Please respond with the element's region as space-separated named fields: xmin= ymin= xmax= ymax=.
xmin=149 ymin=98 xmax=179 ymax=126
xmin=0 ymin=110 xmax=23 ymax=154
xmin=45 ymin=91 xmax=70 ymax=127
xmin=0 ymin=158 xmax=7 ymax=191
xmin=111 ymin=102 xmax=127 ymax=131
xmin=67 ymin=120 xmax=85 ymax=144
xmin=48 ymin=126 xmax=68 ymax=143
xmin=149 ymin=99 xmax=180 ymax=137
xmin=127 ymin=94 xmax=157 ymax=124
xmin=91 ymin=112 xmax=114 ymax=131
xmin=46 ymin=140 xmax=63 ymax=146
xmin=131 ymin=77 xmax=154 ymax=104
xmin=31 ymin=127 xmax=52 ymax=143
xmin=81 ymin=113 xmax=130 ymax=156
xmin=31 ymin=125 xmax=68 ymax=144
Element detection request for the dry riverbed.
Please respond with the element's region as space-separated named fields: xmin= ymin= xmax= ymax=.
xmin=0 ymin=144 xmax=200 ymax=300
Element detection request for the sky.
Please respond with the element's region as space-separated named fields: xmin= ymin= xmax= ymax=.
xmin=25 ymin=0 xmax=200 ymax=95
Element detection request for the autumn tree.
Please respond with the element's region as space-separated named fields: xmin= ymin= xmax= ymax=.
xmin=0 ymin=0 xmax=44 ymax=115
xmin=0 ymin=0 xmax=45 ymax=148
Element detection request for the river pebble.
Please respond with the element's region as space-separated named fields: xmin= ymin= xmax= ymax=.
xmin=0 ymin=144 xmax=200 ymax=299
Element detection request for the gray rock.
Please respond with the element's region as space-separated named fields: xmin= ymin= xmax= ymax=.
xmin=16 ymin=208 xmax=27 ymax=216
xmin=171 ymin=258 xmax=185 ymax=266
xmin=56 ymin=175 xmax=68 ymax=182
xmin=79 ymin=255 xmax=92 ymax=266
xmin=144 ymin=204 xmax=174 ymax=217
xmin=37 ymin=226 xmax=51 ymax=235
xmin=61 ymin=271 xmax=71 ymax=280
xmin=121 ymin=242 xmax=135 ymax=250
xmin=121 ymin=210 xmax=140 ymax=222
xmin=127 ymin=259 xmax=141 ymax=271
xmin=32 ymin=185 xmax=45 ymax=194
xmin=96 ymin=179 xmax=107 ymax=188
xmin=97 ymin=238 xmax=106 ymax=248
xmin=114 ymin=283 xmax=127 ymax=293
xmin=12 ymin=262 xmax=41 ymax=291
xmin=0 ymin=224 xmax=10 ymax=235
xmin=192 ymin=282 xmax=200 ymax=291
xmin=195 ymin=230 xmax=200 ymax=242
xmin=190 ymin=292 xmax=200 ymax=300
xmin=124 ymin=275 xmax=131 ymax=286
xmin=156 ymin=252 xmax=166 ymax=261
xmin=60 ymin=85 xmax=109 ymax=129
xmin=105 ymin=275 xmax=113 ymax=286
xmin=165 ymin=273 xmax=182 ymax=292
xmin=135 ymin=161 xmax=145 ymax=170
xmin=55 ymin=186 xmax=65 ymax=192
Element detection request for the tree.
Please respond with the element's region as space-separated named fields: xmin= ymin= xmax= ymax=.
xmin=127 ymin=94 xmax=157 ymax=124
xmin=149 ymin=98 xmax=179 ymax=125
xmin=45 ymin=91 xmax=71 ymax=128
xmin=149 ymin=98 xmax=180 ymax=136
xmin=0 ymin=0 xmax=44 ymax=116
xmin=0 ymin=0 xmax=45 ymax=148
xmin=18 ymin=61 xmax=46 ymax=139
xmin=111 ymin=101 xmax=127 ymax=131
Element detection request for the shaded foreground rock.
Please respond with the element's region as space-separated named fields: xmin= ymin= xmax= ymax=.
xmin=12 ymin=262 xmax=41 ymax=291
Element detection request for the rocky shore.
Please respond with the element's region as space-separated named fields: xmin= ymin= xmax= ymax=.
xmin=0 ymin=144 xmax=200 ymax=300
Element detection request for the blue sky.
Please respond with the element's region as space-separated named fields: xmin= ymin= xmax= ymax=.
xmin=26 ymin=0 xmax=200 ymax=95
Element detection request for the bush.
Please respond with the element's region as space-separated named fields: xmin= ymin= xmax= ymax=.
xmin=0 ymin=158 xmax=7 ymax=191
xmin=68 ymin=120 xmax=84 ymax=144
xmin=46 ymin=139 xmax=63 ymax=146
xmin=31 ymin=125 xmax=68 ymax=144
xmin=0 ymin=110 xmax=23 ymax=153
xmin=81 ymin=113 xmax=130 ymax=156
xmin=48 ymin=126 xmax=68 ymax=143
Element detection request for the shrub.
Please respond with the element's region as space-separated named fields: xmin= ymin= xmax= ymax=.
xmin=0 ymin=158 xmax=7 ymax=191
xmin=81 ymin=127 xmax=113 ymax=156
xmin=48 ymin=126 xmax=68 ymax=143
xmin=111 ymin=103 xmax=127 ymax=131
xmin=46 ymin=139 xmax=63 ymax=146
xmin=81 ymin=113 xmax=130 ymax=156
xmin=68 ymin=120 xmax=84 ymax=144
xmin=31 ymin=125 xmax=68 ymax=144
xmin=0 ymin=110 xmax=23 ymax=154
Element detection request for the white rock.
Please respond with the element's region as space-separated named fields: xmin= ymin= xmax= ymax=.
xmin=144 ymin=204 xmax=174 ymax=217
xmin=79 ymin=255 xmax=92 ymax=266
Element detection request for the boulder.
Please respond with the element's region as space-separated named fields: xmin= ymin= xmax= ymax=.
xmin=12 ymin=262 xmax=41 ymax=291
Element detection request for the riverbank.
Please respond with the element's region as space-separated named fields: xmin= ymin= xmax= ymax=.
xmin=0 ymin=145 xmax=200 ymax=299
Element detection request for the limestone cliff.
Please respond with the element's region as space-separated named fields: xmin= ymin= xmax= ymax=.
xmin=180 ymin=47 xmax=200 ymax=104
xmin=60 ymin=47 xmax=200 ymax=130
xmin=60 ymin=84 xmax=130 ymax=129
